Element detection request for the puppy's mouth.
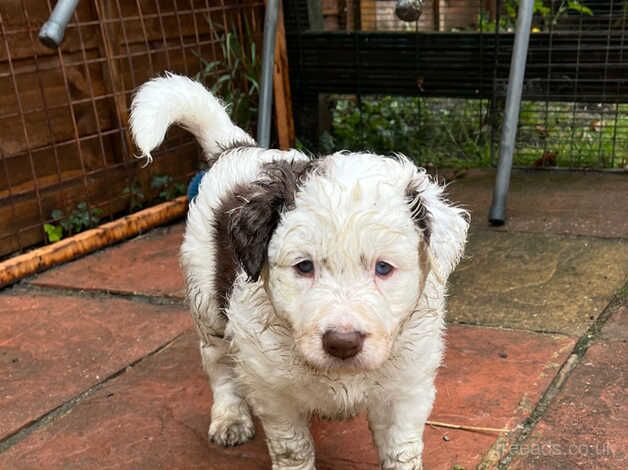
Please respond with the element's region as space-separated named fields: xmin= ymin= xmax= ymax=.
xmin=302 ymin=352 xmax=369 ymax=373
xmin=296 ymin=332 xmax=389 ymax=373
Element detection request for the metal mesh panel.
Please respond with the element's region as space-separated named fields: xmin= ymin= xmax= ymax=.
xmin=285 ymin=0 xmax=627 ymax=171
xmin=0 ymin=0 xmax=264 ymax=258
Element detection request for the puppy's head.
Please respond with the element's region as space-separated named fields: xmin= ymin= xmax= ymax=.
xmin=229 ymin=153 xmax=468 ymax=371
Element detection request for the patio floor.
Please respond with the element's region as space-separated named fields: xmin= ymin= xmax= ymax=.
xmin=1 ymin=169 xmax=626 ymax=469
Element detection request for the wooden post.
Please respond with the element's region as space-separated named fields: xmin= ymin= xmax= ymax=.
xmin=361 ymin=0 xmax=377 ymax=31
xmin=271 ymin=1 xmax=295 ymax=149
xmin=433 ymin=0 xmax=440 ymax=32
xmin=346 ymin=0 xmax=355 ymax=30
xmin=95 ymin=0 xmax=133 ymax=159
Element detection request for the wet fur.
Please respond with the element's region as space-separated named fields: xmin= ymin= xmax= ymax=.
xmin=130 ymin=74 xmax=469 ymax=470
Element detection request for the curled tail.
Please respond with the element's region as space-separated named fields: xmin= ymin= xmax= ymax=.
xmin=130 ymin=73 xmax=256 ymax=163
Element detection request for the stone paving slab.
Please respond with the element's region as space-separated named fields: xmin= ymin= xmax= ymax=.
xmin=0 ymin=291 xmax=191 ymax=442
xmin=601 ymin=303 xmax=628 ymax=342
xmin=0 ymin=325 xmax=574 ymax=469
xmin=510 ymin=341 xmax=627 ymax=469
xmin=448 ymin=230 xmax=628 ymax=335
xmin=447 ymin=169 xmax=628 ymax=239
xmin=29 ymin=224 xmax=185 ymax=299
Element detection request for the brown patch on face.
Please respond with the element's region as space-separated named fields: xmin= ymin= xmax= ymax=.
xmin=212 ymin=159 xmax=317 ymax=311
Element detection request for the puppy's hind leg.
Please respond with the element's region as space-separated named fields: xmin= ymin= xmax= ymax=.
xmin=200 ymin=340 xmax=255 ymax=447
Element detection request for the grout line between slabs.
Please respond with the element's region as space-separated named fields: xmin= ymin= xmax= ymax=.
xmin=491 ymin=287 xmax=627 ymax=469
xmin=0 ymin=332 xmax=186 ymax=454
xmin=448 ymin=319 xmax=575 ymax=338
xmin=11 ymin=282 xmax=185 ymax=307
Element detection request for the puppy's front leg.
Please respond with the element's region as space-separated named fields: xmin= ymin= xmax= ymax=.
xmin=253 ymin=397 xmax=315 ymax=470
xmin=367 ymin=383 xmax=435 ymax=470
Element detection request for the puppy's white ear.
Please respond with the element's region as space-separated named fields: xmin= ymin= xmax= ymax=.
xmin=407 ymin=174 xmax=469 ymax=282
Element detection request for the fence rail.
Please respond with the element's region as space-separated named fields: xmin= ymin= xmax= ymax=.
xmin=289 ymin=31 xmax=628 ymax=102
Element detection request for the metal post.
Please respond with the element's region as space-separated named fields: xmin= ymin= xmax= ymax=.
xmin=38 ymin=0 xmax=80 ymax=49
xmin=488 ymin=0 xmax=534 ymax=226
xmin=257 ymin=0 xmax=280 ymax=148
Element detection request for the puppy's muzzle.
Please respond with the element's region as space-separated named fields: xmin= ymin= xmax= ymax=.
xmin=322 ymin=330 xmax=365 ymax=359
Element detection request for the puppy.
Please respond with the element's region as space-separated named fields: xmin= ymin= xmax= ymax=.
xmin=130 ymin=73 xmax=468 ymax=470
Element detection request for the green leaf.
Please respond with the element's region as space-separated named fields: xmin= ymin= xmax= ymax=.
xmin=44 ymin=223 xmax=64 ymax=243
xmin=151 ymin=175 xmax=170 ymax=189
xmin=567 ymin=1 xmax=593 ymax=15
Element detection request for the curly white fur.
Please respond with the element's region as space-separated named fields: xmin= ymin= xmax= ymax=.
xmin=130 ymin=74 xmax=469 ymax=470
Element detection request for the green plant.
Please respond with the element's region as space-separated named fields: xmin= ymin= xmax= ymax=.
xmin=122 ymin=180 xmax=145 ymax=211
xmin=515 ymin=101 xmax=628 ymax=168
xmin=477 ymin=0 xmax=592 ymax=32
xmin=322 ymin=96 xmax=492 ymax=169
xmin=319 ymin=95 xmax=627 ymax=170
xmin=44 ymin=202 xmax=102 ymax=243
xmin=194 ymin=17 xmax=260 ymax=133
xmin=151 ymin=175 xmax=185 ymax=202
xmin=43 ymin=223 xmax=63 ymax=243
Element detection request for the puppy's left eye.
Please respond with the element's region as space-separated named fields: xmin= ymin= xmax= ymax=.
xmin=294 ymin=260 xmax=314 ymax=276
xmin=375 ymin=261 xmax=394 ymax=277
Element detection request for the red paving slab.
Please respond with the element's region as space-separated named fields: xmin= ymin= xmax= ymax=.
xmin=511 ymin=341 xmax=627 ymax=469
xmin=0 ymin=292 xmax=191 ymax=442
xmin=29 ymin=224 xmax=185 ymax=298
xmin=0 ymin=325 xmax=574 ymax=469
xmin=447 ymin=169 xmax=628 ymax=239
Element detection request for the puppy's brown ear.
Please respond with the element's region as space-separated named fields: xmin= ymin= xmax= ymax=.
xmin=229 ymin=160 xmax=312 ymax=281
xmin=407 ymin=174 xmax=469 ymax=283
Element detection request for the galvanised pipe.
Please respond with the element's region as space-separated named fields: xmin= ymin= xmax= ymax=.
xmin=488 ymin=0 xmax=534 ymax=226
xmin=257 ymin=0 xmax=280 ymax=148
xmin=39 ymin=0 xmax=80 ymax=48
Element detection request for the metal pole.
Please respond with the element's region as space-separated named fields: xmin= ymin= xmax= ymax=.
xmin=257 ymin=0 xmax=280 ymax=148
xmin=38 ymin=0 xmax=80 ymax=49
xmin=488 ymin=0 xmax=534 ymax=226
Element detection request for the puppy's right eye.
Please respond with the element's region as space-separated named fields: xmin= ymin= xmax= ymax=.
xmin=294 ymin=260 xmax=314 ymax=276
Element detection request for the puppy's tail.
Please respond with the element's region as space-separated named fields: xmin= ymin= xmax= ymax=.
xmin=130 ymin=73 xmax=256 ymax=163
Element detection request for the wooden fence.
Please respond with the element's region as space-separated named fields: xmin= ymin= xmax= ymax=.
xmin=0 ymin=0 xmax=264 ymax=258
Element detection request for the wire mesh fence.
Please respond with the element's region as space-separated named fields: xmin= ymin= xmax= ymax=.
xmin=285 ymin=0 xmax=627 ymax=171
xmin=0 ymin=0 xmax=263 ymax=259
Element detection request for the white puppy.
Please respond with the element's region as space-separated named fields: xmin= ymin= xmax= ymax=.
xmin=131 ymin=74 xmax=468 ymax=470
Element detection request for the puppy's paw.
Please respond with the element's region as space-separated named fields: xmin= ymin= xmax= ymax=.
xmin=381 ymin=458 xmax=422 ymax=470
xmin=209 ymin=404 xmax=255 ymax=447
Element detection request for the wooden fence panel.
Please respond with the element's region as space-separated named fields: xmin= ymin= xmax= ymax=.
xmin=0 ymin=0 xmax=265 ymax=258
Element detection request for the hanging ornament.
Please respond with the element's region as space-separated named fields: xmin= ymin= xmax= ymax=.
xmin=395 ymin=0 xmax=424 ymax=22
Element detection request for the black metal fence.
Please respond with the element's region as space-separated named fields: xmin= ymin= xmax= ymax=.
xmin=285 ymin=0 xmax=627 ymax=170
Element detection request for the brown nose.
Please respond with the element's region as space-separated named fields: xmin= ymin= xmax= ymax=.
xmin=322 ymin=330 xmax=365 ymax=359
